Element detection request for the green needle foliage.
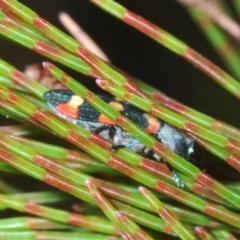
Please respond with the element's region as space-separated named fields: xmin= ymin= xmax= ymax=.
xmin=0 ymin=1 xmax=239 ymax=239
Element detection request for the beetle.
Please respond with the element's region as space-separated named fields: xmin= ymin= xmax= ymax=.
xmin=44 ymin=90 xmax=198 ymax=187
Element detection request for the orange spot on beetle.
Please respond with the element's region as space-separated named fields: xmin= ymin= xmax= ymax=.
xmin=57 ymin=103 xmax=78 ymax=119
xmin=98 ymin=114 xmax=116 ymax=125
xmin=143 ymin=113 xmax=160 ymax=134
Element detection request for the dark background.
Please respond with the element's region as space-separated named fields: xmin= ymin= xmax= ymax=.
xmin=1 ymin=0 xmax=239 ymax=127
